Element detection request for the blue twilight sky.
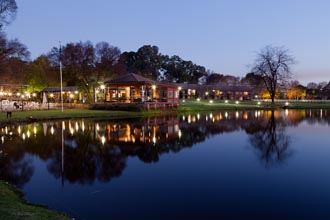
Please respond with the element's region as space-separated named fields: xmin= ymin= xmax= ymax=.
xmin=4 ymin=0 xmax=330 ymax=85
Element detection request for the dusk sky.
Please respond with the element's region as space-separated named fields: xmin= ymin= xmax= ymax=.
xmin=5 ymin=0 xmax=330 ymax=85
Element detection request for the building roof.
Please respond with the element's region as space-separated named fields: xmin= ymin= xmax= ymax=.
xmin=42 ymin=86 xmax=78 ymax=93
xmin=104 ymin=73 xmax=156 ymax=85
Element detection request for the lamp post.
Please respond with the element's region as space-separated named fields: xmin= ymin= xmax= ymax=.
xmin=59 ymin=41 xmax=64 ymax=112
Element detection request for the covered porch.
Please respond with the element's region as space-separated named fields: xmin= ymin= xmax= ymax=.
xmin=104 ymin=73 xmax=179 ymax=107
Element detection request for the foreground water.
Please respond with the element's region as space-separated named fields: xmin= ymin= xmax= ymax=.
xmin=1 ymin=109 xmax=330 ymax=220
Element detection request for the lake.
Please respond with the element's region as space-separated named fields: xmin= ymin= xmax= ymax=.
xmin=1 ymin=109 xmax=330 ymax=220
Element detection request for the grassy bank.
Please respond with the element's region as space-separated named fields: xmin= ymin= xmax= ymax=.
xmin=2 ymin=100 xmax=330 ymax=124
xmin=0 ymin=181 xmax=71 ymax=220
xmin=178 ymin=99 xmax=330 ymax=112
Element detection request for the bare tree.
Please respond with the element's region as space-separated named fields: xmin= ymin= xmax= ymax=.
xmin=0 ymin=0 xmax=17 ymax=28
xmin=252 ymin=46 xmax=295 ymax=104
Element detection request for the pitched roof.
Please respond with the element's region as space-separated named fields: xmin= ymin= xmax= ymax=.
xmin=105 ymin=73 xmax=156 ymax=85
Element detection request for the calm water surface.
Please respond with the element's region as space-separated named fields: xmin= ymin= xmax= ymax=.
xmin=1 ymin=109 xmax=330 ymax=220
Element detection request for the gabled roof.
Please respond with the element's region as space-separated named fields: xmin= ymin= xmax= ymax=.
xmin=105 ymin=73 xmax=156 ymax=85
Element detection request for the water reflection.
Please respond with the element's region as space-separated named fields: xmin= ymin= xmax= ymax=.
xmin=1 ymin=109 xmax=330 ymax=188
xmin=247 ymin=110 xmax=292 ymax=166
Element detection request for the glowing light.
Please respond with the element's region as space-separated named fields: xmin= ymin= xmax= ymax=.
xmin=257 ymin=102 xmax=261 ymax=105
xmin=178 ymin=129 xmax=182 ymax=139
xmin=22 ymin=133 xmax=26 ymax=140
xmin=225 ymin=112 xmax=228 ymax=119
xmin=17 ymin=126 xmax=21 ymax=134
xmin=75 ymin=122 xmax=79 ymax=131
xmin=101 ymin=136 xmax=106 ymax=145
xmin=196 ymin=98 xmax=201 ymax=101
xmin=209 ymin=100 xmax=213 ymax=103
xmin=205 ymin=92 xmax=209 ymax=95
xmin=27 ymin=130 xmax=30 ymax=138
xmin=32 ymin=93 xmax=37 ymax=97
xmin=49 ymin=93 xmax=54 ymax=98
xmin=33 ymin=126 xmax=37 ymax=135
xmin=182 ymin=99 xmax=185 ymax=102
xmin=197 ymin=113 xmax=200 ymax=120
xmin=1 ymin=136 xmax=4 ymax=144
xmin=235 ymin=101 xmax=239 ymax=104
xmin=70 ymin=94 xmax=74 ymax=98
xmin=285 ymin=109 xmax=289 ymax=116
xmin=152 ymin=136 xmax=157 ymax=144
xmin=50 ymin=126 xmax=54 ymax=135
xmin=285 ymin=102 xmax=289 ymax=106
xmin=225 ymin=100 xmax=228 ymax=104
xmin=152 ymin=85 xmax=156 ymax=90
xmin=178 ymin=86 xmax=182 ymax=91
xmin=100 ymin=85 xmax=105 ymax=90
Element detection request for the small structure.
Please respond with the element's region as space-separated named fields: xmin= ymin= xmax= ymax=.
xmin=41 ymin=86 xmax=81 ymax=103
xmin=104 ymin=73 xmax=179 ymax=109
xmin=180 ymin=82 xmax=252 ymax=100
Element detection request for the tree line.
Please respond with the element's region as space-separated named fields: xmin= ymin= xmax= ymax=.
xmin=0 ymin=0 xmax=329 ymax=103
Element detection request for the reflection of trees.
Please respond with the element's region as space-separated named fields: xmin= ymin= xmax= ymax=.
xmin=0 ymin=137 xmax=34 ymax=188
xmin=247 ymin=111 xmax=292 ymax=166
xmin=1 ymin=110 xmax=329 ymax=186
xmin=47 ymin=130 xmax=127 ymax=185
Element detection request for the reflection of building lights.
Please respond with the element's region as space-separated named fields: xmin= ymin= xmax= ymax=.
xmin=50 ymin=126 xmax=54 ymax=135
xmin=178 ymin=129 xmax=182 ymax=139
xmin=209 ymin=113 xmax=213 ymax=119
xmin=62 ymin=121 xmax=65 ymax=130
xmin=188 ymin=115 xmax=191 ymax=123
xmin=17 ymin=126 xmax=21 ymax=134
xmin=225 ymin=112 xmax=228 ymax=119
xmin=235 ymin=111 xmax=239 ymax=118
xmin=75 ymin=122 xmax=79 ymax=131
xmin=243 ymin=113 xmax=248 ymax=120
xmin=1 ymin=136 xmax=4 ymax=144
xmin=33 ymin=126 xmax=37 ymax=135
xmin=285 ymin=102 xmax=289 ymax=106
xmin=5 ymin=127 xmax=8 ymax=135
xmin=197 ymin=114 xmax=200 ymax=120
xmin=96 ymin=123 xmax=100 ymax=131
xmin=152 ymin=136 xmax=157 ymax=144
xmin=101 ymin=136 xmax=106 ymax=145
xmin=70 ymin=128 xmax=74 ymax=135
xmin=22 ymin=133 xmax=26 ymax=140
xmin=285 ymin=109 xmax=289 ymax=116
xmin=27 ymin=130 xmax=30 ymax=138
xmin=82 ymin=120 xmax=85 ymax=131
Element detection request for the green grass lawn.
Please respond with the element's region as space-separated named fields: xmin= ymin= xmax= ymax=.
xmin=0 ymin=181 xmax=71 ymax=220
xmin=178 ymin=99 xmax=330 ymax=111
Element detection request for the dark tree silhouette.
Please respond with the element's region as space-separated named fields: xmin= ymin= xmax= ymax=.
xmin=248 ymin=110 xmax=292 ymax=166
xmin=252 ymin=46 xmax=295 ymax=104
xmin=0 ymin=0 xmax=17 ymax=28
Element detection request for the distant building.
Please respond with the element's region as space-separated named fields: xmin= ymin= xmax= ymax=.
xmin=179 ymin=82 xmax=252 ymax=100
xmin=104 ymin=73 xmax=179 ymax=109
